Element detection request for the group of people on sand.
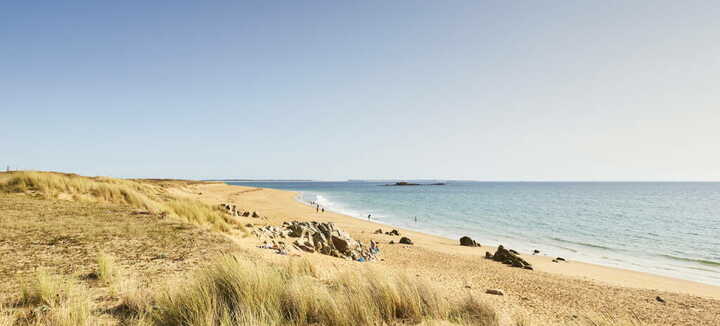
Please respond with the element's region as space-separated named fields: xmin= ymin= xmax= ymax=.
xmin=309 ymin=201 xmax=325 ymax=213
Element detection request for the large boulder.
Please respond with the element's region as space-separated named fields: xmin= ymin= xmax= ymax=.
xmin=399 ymin=237 xmax=413 ymax=245
xmin=459 ymin=236 xmax=480 ymax=247
xmin=331 ymin=235 xmax=351 ymax=252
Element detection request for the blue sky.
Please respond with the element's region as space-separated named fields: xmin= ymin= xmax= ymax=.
xmin=2 ymin=1 xmax=719 ymax=180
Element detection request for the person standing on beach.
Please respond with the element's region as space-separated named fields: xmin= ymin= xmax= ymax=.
xmin=321 ymin=208 xmax=325 ymax=213
xmin=316 ymin=205 xmax=319 ymax=213
xmin=368 ymin=214 xmax=371 ymax=220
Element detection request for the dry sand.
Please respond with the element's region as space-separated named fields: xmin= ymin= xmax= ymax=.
xmin=179 ymin=183 xmax=720 ymax=325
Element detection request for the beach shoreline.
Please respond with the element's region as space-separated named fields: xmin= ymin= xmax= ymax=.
xmin=232 ymin=181 xmax=720 ymax=289
xmin=272 ymin=187 xmax=720 ymax=298
xmin=214 ymin=183 xmax=720 ymax=300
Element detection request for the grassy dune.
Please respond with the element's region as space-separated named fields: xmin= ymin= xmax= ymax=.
xmin=0 ymin=171 xmax=242 ymax=233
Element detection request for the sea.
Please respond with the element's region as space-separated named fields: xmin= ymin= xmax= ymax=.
xmin=225 ymin=181 xmax=720 ymax=286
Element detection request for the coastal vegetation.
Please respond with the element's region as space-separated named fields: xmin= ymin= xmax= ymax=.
xmin=0 ymin=171 xmax=244 ymax=234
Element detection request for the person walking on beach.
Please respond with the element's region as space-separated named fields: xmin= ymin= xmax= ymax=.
xmin=368 ymin=214 xmax=371 ymax=220
xmin=316 ymin=205 xmax=319 ymax=213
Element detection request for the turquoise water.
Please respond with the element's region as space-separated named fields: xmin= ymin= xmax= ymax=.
xmin=226 ymin=181 xmax=720 ymax=285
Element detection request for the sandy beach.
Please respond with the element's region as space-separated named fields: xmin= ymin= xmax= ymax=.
xmin=176 ymin=182 xmax=720 ymax=325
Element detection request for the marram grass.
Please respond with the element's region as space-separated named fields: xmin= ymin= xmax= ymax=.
xmin=136 ymin=255 xmax=499 ymax=326
xmin=0 ymin=171 xmax=243 ymax=234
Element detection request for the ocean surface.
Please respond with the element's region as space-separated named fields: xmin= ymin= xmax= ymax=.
xmin=226 ymin=181 xmax=720 ymax=286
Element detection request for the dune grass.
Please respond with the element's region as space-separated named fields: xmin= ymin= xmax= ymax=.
xmin=132 ymin=255 xmax=498 ymax=326
xmin=19 ymin=269 xmax=68 ymax=307
xmin=0 ymin=171 xmax=244 ymax=234
xmin=2 ymin=266 xmax=642 ymax=326
xmin=16 ymin=270 xmax=92 ymax=326
xmin=0 ymin=306 xmax=15 ymax=326
xmin=165 ymin=199 xmax=232 ymax=232
xmin=96 ymin=251 xmax=119 ymax=286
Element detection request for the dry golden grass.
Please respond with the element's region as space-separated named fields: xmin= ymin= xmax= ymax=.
xmin=96 ymin=252 xmax=119 ymax=286
xmin=0 ymin=171 xmax=244 ymax=234
xmin=133 ymin=255 xmax=499 ymax=326
xmin=0 ymin=187 xmax=241 ymax=326
xmin=15 ymin=270 xmax=93 ymax=326
xmin=19 ymin=270 xmax=67 ymax=307
xmin=0 ymin=306 xmax=15 ymax=326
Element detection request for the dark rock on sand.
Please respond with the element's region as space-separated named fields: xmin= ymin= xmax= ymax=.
xmin=220 ymin=203 xmax=242 ymax=216
xmin=252 ymin=211 xmax=260 ymax=218
xmin=485 ymin=289 xmax=504 ymax=296
xmin=485 ymin=251 xmax=493 ymax=259
xmin=509 ymin=249 xmax=519 ymax=255
xmin=386 ymin=229 xmax=400 ymax=236
xmin=491 ymin=245 xmax=533 ymax=270
xmin=459 ymin=236 xmax=480 ymax=247
xmin=374 ymin=228 xmax=383 ymax=234
xmin=399 ymin=237 xmax=413 ymax=245
xmin=656 ymin=296 xmax=666 ymax=303
xmin=533 ymin=249 xmax=540 ymax=255
xmin=331 ymin=235 xmax=350 ymax=252
xmin=389 ymin=240 xmax=395 ymax=244
xmin=556 ymin=257 xmax=566 ymax=262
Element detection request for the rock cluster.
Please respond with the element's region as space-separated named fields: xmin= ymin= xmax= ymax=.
xmin=385 ymin=229 xmax=401 ymax=236
xmin=459 ymin=236 xmax=480 ymax=247
xmin=220 ymin=203 xmax=259 ymax=218
xmin=252 ymin=221 xmax=379 ymax=261
xmin=486 ymin=245 xmax=533 ymax=270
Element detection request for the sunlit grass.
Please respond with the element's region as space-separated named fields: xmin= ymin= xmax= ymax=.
xmin=0 ymin=171 xmax=244 ymax=234
xmin=137 ymin=255 xmax=499 ymax=326
xmin=16 ymin=270 xmax=93 ymax=326
xmin=97 ymin=251 xmax=119 ymax=286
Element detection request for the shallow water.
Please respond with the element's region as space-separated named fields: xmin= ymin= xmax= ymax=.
xmin=226 ymin=181 xmax=720 ymax=286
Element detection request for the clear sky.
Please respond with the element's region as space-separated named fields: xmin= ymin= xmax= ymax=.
xmin=2 ymin=1 xmax=719 ymax=181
